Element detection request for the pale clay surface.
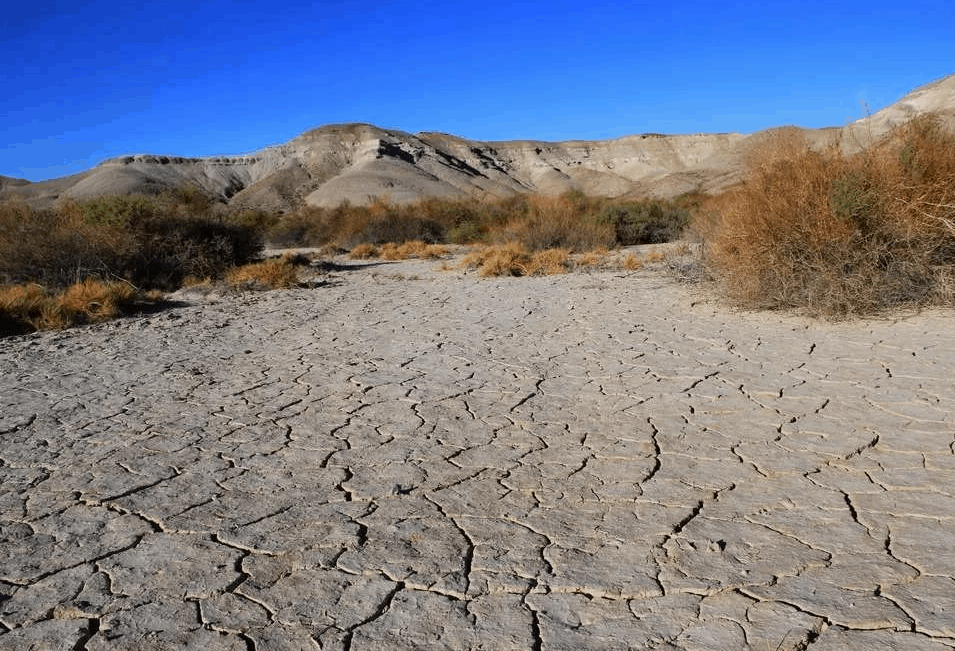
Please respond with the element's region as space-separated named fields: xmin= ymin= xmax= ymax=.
xmin=2 ymin=255 xmax=955 ymax=650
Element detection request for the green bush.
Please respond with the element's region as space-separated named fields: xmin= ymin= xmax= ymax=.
xmin=598 ymin=201 xmax=690 ymax=245
xmin=0 ymin=192 xmax=263 ymax=292
xmin=830 ymin=170 xmax=881 ymax=232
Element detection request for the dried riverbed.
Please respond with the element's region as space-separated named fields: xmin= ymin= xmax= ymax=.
xmin=2 ymin=255 xmax=955 ymax=650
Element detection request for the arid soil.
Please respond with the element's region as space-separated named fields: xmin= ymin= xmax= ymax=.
xmin=2 ymin=255 xmax=955 ymax=649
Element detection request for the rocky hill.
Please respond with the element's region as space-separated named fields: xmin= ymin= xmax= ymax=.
xmin=4 ymin=74 xmax=954 ymax=212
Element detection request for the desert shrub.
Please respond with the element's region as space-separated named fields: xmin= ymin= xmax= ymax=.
xmin=374 ymin=240 xmax=450 ymax=260
xmin=0 ymin=194 xmax=263 ymax=291
xmin=420 ymin=243 xmax=450 ymax=259
xmin=263 ymin=192 xmax=692 ymax=252
xmin=697 ymin=115 xmax=955 ymax=317
xmin=574 ymin=249 xmax=607 ymax=268
xmin=267 ymin=203 xmax=370 ymax=248
xmin=231 ymin=208 xmax=281 ymax=233
xmin=378 ymin=242 xmax=402 ymax=260
xmin=121 ymin=214 xmax=262 ymax=290
xmin=0 ymin=204 xmax=129 ymax=288
xmin=76 ymin=194 xmax=166 ymax=227
xmin=499 ymin=193 xmax=615 ymax=252
xmin=446 ymin=220 xmax=483 ymax=244
xmin=356 ymin=215 xmax=445 ymax=246
xmin=460 ymin=244 xmax=571 ymax=276
xmin=598 ymin=200 xmax=691 ymax=245
xmin=227 ymin=255 xmax=301 ymax=290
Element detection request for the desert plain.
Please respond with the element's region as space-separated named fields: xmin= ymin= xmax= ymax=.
xmin=2 ymin=250 xmax=955 ymax=649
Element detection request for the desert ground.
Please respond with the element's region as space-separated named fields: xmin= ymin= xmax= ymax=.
xmin=2 ymin=252 xmax=955 ymax=650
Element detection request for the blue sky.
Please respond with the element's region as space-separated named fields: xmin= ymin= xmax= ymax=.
xmin=2 ymin=0 xmax=952 ymax=181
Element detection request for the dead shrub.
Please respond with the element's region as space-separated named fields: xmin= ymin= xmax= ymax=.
xmin=421 ymin=243 xmax=450 ymax=259
xmin=697 ymin=115 xmax=955 ymax=317
xmin=575 ymin=247 xmax=609 ymax=268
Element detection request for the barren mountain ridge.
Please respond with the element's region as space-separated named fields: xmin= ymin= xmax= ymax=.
xmin=4 ymin=74 xmax=954 ymax=212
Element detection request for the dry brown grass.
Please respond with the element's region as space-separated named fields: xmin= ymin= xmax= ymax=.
xmin=0 ymin=279 xmax=155 ymax=335
xmin=697 ymin=115 xmax=955 ymax=317
xmin=380 ymin=241 xmax=452 ymax=260
xmin=575 ymin=247 xmax=608 ymax=268
xmin=461 ymin=244 xmax=528 ymax=276
xmin=348 ymin=243 xmax=378 ymax=259
xmin=227 ymin=255 xmax=301 ymax=290
xmin=420 ymin=243 xmax=450 ymax=259
xmin=527 ymin=248 xmax=570 ymax=275
xmin=59 ymin=278 xmax=137 ymax=321
xmin=642 ymin=249 xmax=666 ymax=263
xmin=621 ymin=253 xmax=644 ymax=271
xmin=460 ymin=244 xmax=572 ymax=276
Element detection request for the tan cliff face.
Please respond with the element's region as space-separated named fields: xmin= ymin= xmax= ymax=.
xmin=4 ymin=74 xmax=954 ymax=211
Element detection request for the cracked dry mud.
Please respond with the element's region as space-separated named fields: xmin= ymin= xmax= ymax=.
xmin=2 ymin=257 xmax=955 ymax=650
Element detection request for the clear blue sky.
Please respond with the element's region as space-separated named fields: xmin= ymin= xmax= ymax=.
xmin=2 ymin=0 xmax=952 ymax=181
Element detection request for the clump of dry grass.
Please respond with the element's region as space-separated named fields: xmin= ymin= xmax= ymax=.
xmin=527 ymin=248 xmax=570 ymax=275
xmin=460 ymin=244 xmax=571 ymax=276
xmin=419 ymin=243 xmax=450 ymax=259
xmin=461 ymin=243 xmax=529 ymax=276
xmin=574 ymin=247 xmax=610 ymax=268
xmin=697 ymin=115 xmax=955 ymax=317
xmin=227 ymin=255 xmax=301 ymax=290
xmin=349 ymin=243 xmax=378 ymax=259
xmin=363 ymin=240 xmax=450 ymax=261
xmin=621 ymin=253 xmax=643 ymax=271
xmin=59 ymin=278 xmax=137 ymax=321
xmin=641 ymin=249 xmax=666 ymax=263
xmin=0 ymin=279 xmax=157 ymax=335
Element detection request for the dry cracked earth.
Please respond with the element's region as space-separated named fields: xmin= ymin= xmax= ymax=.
xmin=2 ymin=255 xmax=955 ymax=650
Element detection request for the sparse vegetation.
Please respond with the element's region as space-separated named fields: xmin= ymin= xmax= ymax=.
xmin=265 ymin=191 xmax=693 ymax=253
xmin=696 ymin=115 xmax=955 ymax=317
xmin=0 ymin=192 xmax=263 ymax=291
xmin=0 ymin=188 xmax=266 ymax=334
xmin=0 ymin=167 xmax=707 ymax=335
